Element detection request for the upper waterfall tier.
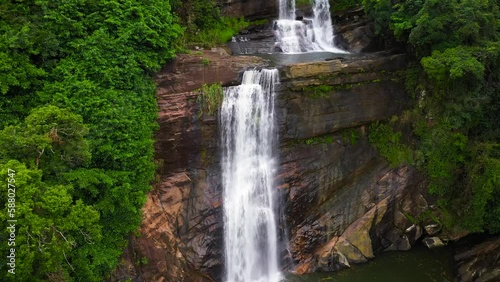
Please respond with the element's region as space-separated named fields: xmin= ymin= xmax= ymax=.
xmin=274 ymin=0 xmax=347 ymax=53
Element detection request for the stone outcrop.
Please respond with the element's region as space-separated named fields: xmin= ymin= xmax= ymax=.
xmin=282 ymin=151 xmax=428 ymax=273
xmin=273 ymin=53 xmax=428 ymax=272
xmin=332 ymin=7 xmax=378 ymax=53
xmin=155 ymin=48 xmax=267 ymax=96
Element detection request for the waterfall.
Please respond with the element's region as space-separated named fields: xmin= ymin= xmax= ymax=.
xmin=221 ymin=69 xmax=281 ymax=282
xmin=279 ymin=0 xmax=296 ymax=19
xmin=310 ymin=0 xmax=337 ymax=50
xmin=274 ymin=0 xmax=346 ymax=53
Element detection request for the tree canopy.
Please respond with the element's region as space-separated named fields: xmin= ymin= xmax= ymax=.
xmin=1 ymin=0 xmax=181 ymax=280
xmin=365 ymin=0 xmax=499 ymax=233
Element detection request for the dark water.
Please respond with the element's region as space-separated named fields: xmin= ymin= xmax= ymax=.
xmin=285 ymin=245 xmax=454 ymax=282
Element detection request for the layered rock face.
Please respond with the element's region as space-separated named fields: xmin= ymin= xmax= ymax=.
xmin=112 ymin=50 xmax=426 ymax=281
xmin=275 ymin=54 xmax=431 ymax=272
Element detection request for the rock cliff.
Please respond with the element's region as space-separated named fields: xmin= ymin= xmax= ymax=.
xmin=110 ymin=47 xmax=433 ymax=281
xmin=275 ymin=54 xmax=433 ymax=272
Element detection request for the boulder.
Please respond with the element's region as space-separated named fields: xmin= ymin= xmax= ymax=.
xmin=385 ymin=234 xmax=411 ymax=251
xmin=336 ymin=237 xmax=368 ymax=263
xmin=422 ymin=237 xmax=445 ymax=249
xmin=405 ymin=224 xmax=424 ymax=244
xmin=317 ymin=250 xmax=350 ymax=272
xmin=424 ymin=223 xmax=442 ymax=236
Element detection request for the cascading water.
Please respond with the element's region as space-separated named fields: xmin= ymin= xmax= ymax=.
xmin=221 ymin=69 xmax=281 ymax=282
xmin=274 ymin=0 xmax=346 ymax=53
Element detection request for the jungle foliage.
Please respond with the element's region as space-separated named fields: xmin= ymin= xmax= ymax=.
xmin=329 ymin=0 xmax=363 ymax=12
xmin=0 ymin=0 xmax=181 ymax=281
xmin=365 ymin=0 xmax=499 ymax=233
xmin=172 ymin=0 xmax=248 ymax=48
xmin=0 ymin=0 xmax=243 ymax=279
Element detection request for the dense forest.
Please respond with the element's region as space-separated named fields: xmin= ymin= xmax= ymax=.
xmin=0 ymin=0 xmax=498 ymax=281
xmin=363 ymin=0 xmax=499 ymax=234
xmin=0 ymin=0 xmax=227 ymax=281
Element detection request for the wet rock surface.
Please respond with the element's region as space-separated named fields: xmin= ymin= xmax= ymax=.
xmin=455 ymin=236 xmax=500 ymax=282
xmin=228 ymin=28 xmax=276 ymax=55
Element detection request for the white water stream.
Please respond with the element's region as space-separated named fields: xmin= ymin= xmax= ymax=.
xmin=221 ymin=69 xmax=281 ymax=282
xmin=275 ymin=0 xmax=346 ymax=53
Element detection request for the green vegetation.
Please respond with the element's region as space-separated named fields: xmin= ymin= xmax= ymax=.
xmin=0 ymin=0 xmax=243 ymax=277
xmin=172 ymin=0 xmax=248 ymax=48
xmin=369 ymin=121 xmax=415 ymax=167
xmin=137 ymin=256 xmax=149 ymax=266
xmin=196 ymin=83 xmax=224 ymax=116
xmin=364 ymin=0 xmax=499 ymax=233
xmin=293 ymin=128 xmax=361 ymax=147
xmin=0 ymin=0 xmax=181 ymax=281
xmin=330 ymin=0 xmax=363 ymax=12
xmin=342 ymin=128 xmax=360 ymax=146
xmin=249 ymin=19 xmax=270 ymax=27
xmin=296 ymin=0 xmax=312 ymax=8
xmin=302 ymin=85 xmax=333 ymax=99
xmin=403 ymin=209 xmax=441 ymax=225
xmin=304 ymin=135 xmax=335 ymax=145
xmin=179 ymin=17 xmax=248 ymax=49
